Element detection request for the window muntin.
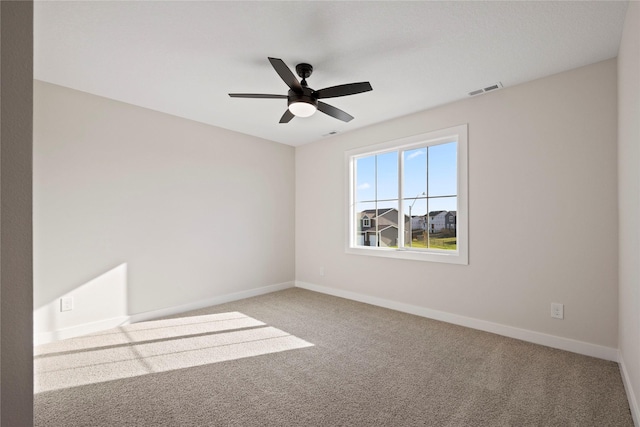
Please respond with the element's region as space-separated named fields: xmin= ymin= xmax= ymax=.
xmin=347 ymin=124 xmax=468 ymax=264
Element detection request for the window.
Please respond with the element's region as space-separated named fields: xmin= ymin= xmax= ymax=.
xmin=346 ymin=124 xmax=468 ymax=264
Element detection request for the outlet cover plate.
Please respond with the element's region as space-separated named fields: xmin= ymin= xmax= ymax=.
xmin=551 ymin=302 xmax=564 ymax=319
xmin=60 ymin=296 xmax=73 ymax=312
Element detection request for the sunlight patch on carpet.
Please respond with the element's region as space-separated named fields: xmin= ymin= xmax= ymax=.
xmin=34 ymin=312 xmax=314 ymax=393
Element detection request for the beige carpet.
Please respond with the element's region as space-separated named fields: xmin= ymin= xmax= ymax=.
xmin=34 ymin=288 xmax=633 ymax=426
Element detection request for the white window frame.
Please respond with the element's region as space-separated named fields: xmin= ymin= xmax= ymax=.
xmin=345 ymin=124 xmax=468 ymax=264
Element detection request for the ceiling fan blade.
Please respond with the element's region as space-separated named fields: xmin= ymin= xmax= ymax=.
xmin=228 ymin=93 xmax=287 ymax=99
xmin=317 ymin=101 xmax=354 ymax=122
xmin=268 ymin=57 xmax=303 ymax=93
xmin=315 ymin=82 xmax=372 ymax=99
xmin=279 ymin=109 xmax=295 ymax=123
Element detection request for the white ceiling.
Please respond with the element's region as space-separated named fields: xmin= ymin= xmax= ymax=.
xmin=34 ymin=1 xmax=629 ymax=147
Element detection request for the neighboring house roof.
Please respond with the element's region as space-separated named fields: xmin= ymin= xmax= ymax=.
xmin=360 ymin=208 xmax=394 ymax=218
xmin=359 ymin=208 xmax=411 ymax=219
xmin=428 ymin=210 xmax=446 ymax=217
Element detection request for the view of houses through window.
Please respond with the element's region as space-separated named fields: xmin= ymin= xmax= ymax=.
xmin=358 ymin=208 xmax=456 ymax=250
xmin=354 ymin=140 xmax=457 ymax=251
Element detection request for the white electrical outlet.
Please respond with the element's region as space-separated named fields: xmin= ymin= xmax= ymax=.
xmin=551 ymin=302 xmax=564 ymax=319
xmin=60 ymin=296 xmax=74 ymax=312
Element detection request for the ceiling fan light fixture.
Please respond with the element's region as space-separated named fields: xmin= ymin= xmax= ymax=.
xmin=288 ymin=101 xmax=317 ymax=117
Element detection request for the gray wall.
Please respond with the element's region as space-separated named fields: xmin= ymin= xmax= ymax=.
xmin=296 ymin=59 xmax=619 ymax=353
xmin=617 ymin=0 xmax=640 ymax=421
xmin=0 ymin=1 xmax=34 ymax=425
xmin=33 ymin=81 xmax=295 ymax=339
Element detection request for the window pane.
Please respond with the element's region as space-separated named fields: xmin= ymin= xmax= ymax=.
xmin=355 ymin=156 xmax=376 ymax=202
xmin=403 ymin=198 xmax=427 ymax=248
xmin=428 ymin=142 xmax=457 ymax=197
xmin=427 ymin=197 xmax=457 ymax=251
xmin=403 ymin=148 xmax=427 ymax=199
xmin=376 ymin=151 xmax=398 ymax=202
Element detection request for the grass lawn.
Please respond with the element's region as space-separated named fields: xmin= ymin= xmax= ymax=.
xmin=409 ymin=236 xmax=457 ymax=250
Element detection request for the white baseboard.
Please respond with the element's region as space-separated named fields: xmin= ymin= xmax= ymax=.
xmin=127 ymin=281 xmax=295 ymax=324
xmin=34 ymin=316 xmax=130 ymax=346
xmin=34 ymin=281 xmax=295 ymax=346
xmin=619 ymin=352 xmax=640 ymax=426
xmin=295 ymin=281 xmax=619 ymax=362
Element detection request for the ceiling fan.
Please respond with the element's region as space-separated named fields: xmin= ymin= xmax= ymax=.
xmin=229 ymin=57 xmax=373 ymax=124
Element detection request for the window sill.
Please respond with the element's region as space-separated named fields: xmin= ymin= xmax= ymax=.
xmin=345 ymin=246 xmax=468 ymax=265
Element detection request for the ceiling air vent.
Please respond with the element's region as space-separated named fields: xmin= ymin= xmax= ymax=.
xmin=322 ymin=131 xmax=339 ymax=137
xmin=468 ymin=82 xmax=503 ymax=97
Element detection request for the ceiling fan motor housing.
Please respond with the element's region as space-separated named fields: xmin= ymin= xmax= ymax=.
xmin=288 ymin=87 xmax=317 ymax=109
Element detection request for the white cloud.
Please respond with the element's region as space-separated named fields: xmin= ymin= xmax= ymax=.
xmin=357 ymin=182 xmax=371 ymax=190
xmin=406 ymin=150 xmax=426 ymax=160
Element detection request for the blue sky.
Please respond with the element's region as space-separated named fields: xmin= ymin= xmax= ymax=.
xmin=355 ymin=141 xmax=457 ymax=216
